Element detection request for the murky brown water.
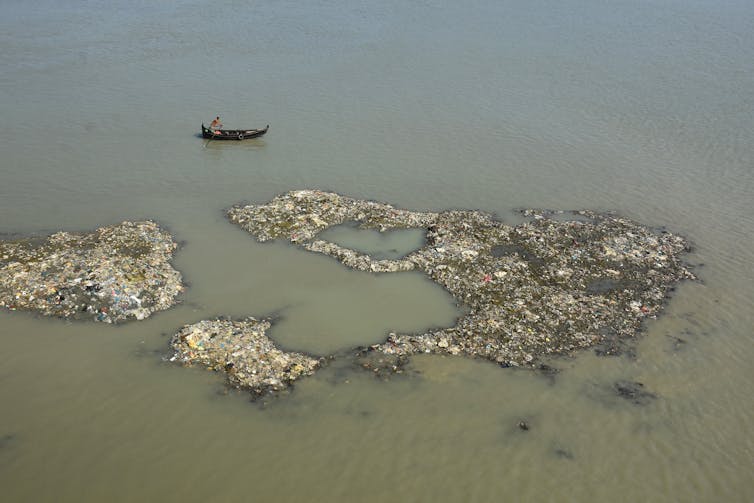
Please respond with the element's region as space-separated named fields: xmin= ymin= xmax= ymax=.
xmin=2 ymin=0 xmax=753 ymax=501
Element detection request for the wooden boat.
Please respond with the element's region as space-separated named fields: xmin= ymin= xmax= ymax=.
xmin=201 ymin=123 xmax=269 ymax=140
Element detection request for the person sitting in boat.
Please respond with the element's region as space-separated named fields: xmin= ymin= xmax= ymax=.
xmin=210 ymin=116 xmax=223 ymax=134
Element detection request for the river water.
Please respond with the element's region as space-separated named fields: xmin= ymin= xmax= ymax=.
xmin=1 ymin=0 xmax=753 ymax=501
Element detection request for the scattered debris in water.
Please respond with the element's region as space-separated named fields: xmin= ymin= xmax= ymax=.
xmin=226 ymin=190 xmax=694 ymax=381
xmin=169 ymin=318 xmax=323 ymax=397
xmin=0 ymin=221 xmax=183 ymax=323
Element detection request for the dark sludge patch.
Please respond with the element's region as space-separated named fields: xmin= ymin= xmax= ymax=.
xmin=352 ymin=346 xmax=417 ymax=380
xmin=533 ymin=363 xmax=560 ymax=384
xmin=585 ymin=278 xmax=641 ymax=296
xmin=553 ymin=447 xmax=574 ymax=460
xmin=339 ymin=407 xmax=373 ymax=419
xmin=593 ymin=327 xmax=638 ymax=359
xmin=614 ymin=380 xmax=657 ymax=405
xmin=0 ymin=433 xmax=17 ymax=450
xmin=665 ymin=333 xmax=688 ymax=351
xmin=489 ymin=244 xmax=546 ymax=269
xmin=311 ymin=354 xmax=359 ymax=387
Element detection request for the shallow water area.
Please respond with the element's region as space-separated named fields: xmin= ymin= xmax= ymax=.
xmin=2 ymin=0 xmax=754 ymax=501
xmin=264 ymin=268 xmax=461 ymax=356
xmin=168 ymin=217 xmax=461 ymax=356
xmin=318 ymin=223 xmax=426 ymax=260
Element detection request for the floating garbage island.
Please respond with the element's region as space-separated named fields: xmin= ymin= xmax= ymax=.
xmin=211 ymin=189 xmax=695 ymax=394
xmin=0 ymin=221 xmax=183 ymax=323
xmin=170 ymin=318 xmax=322 ymax=397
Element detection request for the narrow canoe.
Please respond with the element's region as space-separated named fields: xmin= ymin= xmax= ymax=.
xmin=201 ymin=124 xmax=269 ymax=140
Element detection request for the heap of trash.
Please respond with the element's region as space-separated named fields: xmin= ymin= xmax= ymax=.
xmin=228 ymin=190 xmax=695 ymax=371
xmin=0 ymin=221 xmax=183 ymax=323
xmin=0 ymin=190 xmax=694 ymax=397
xmin=169 ymin=318 xmax=322 ymax=397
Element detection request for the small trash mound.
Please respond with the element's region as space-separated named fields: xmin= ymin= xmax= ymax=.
xmin=169 ymin=318 xmax=322 ymax=397
xmin=228 ymin=190 xmax=695 ymax=370
xmin=0 ymin=221 xmax=183 ymax=323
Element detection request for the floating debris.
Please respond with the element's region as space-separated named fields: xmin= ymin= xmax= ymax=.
xmin=228 ymin=190 xmax=694 ymax=372
xmin=0 ymin=221 xmax=183 ymax=323
xmin=169 ymin=318 xmax=322 ymax=397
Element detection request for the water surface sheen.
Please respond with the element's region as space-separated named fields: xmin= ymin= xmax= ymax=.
xmin=1 ymin=0 xmax=753 ymax=501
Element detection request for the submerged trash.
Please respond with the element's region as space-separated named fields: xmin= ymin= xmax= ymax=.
xmin=0 ymin=221 xmax=183 ymax=323
xmin=169 ymin=318 xmax=322 ymax=397
xmin=553 ymin=447 xmax=574 ymax=460
xmin=353 ymin=347 xmax=413 ymax=380
xmin=613 ymin=380 xmax=658 ymax=405
xmin=227 ymin=190 xmax=694 ymax=372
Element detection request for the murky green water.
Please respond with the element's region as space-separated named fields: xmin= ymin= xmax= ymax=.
xmin=318 ymin=224 xmax=426 ymax=260
xmin=1 ymin=0 xmax=753 ymax=501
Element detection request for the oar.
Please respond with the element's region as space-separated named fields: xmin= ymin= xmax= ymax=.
xmin=204 ymin=125 xmax=217 ymax=148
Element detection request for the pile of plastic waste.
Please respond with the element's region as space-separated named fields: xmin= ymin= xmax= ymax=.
xmin=228 ymin=190 xmax=695 ymax=369
xmin=0 ymin=221 xmax=183 ymax=323
xmin=169 ymin=318 xmax=322 ymax=396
